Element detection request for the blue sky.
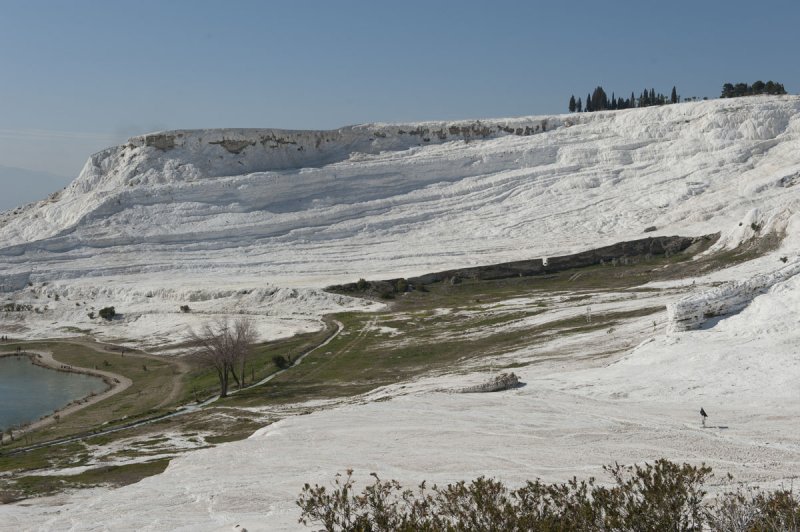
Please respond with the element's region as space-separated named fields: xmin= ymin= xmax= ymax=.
xmin=0 ymin=0 xmax=798 ymax=207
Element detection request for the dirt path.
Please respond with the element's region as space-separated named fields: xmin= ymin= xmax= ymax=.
xmin=299 ymin=317 xmax=371 ymax=383
xmin=3 ymin=320 xmax=344 ymax=453
xmin=196 ymin=319 xmax=345 ymax=403
xmin=46 ymin=337 xmax=191 ymax=410
xmin=0 ymin=350 xmax=132 ymax=435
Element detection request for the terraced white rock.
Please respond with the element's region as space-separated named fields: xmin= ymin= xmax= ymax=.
xmin=2 ymin=96 xmax=800 ymax=346
xmin=4 ymin=96 xmax=800 ymax=531
xmin=667 ymin=258 xmax=800 ymax=331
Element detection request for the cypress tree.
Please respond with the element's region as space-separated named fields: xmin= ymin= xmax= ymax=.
xmin=630 ymin=91 xmax=636 ymax=108
xmin=576 ymin=97 xmax=582 ymax=113
xmin=721 ymin=83 xmax=734 ymax=98
xmin=765 ymin=80 xmax=785 ymax=94
xmin=671 ymin=86 xmax=678 ymax=104
xmin=569 ymin=95 xmax=576 ymax=113
xmin=586 ymin=93 xmax=593 ymax=112
xmin=591 ymin=86 xmax=608 ymax=111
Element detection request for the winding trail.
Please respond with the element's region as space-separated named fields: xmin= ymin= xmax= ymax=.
xmin=2 ymin=319 xmax=344 ymax=454
xmin=235 ymin=318 xmax=344 ymax=391
xmin=51 ymin=337 xmax=192 ymax=410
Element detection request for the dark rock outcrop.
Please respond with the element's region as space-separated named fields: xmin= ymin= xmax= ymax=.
xmin=328 ymin=235 xmax=713 ymax=296
xmin=457 ymin=372 xmax=521 ymax=393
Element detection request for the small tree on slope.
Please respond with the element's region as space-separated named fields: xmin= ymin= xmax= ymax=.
xmin=190 ymin=317 xmax=256 ymax=397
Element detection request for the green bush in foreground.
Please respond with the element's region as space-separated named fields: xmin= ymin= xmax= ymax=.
xmin=298 ymin=460 xmax=800 ymax=531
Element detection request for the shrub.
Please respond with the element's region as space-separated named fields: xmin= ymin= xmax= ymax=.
xmin=273 ymin=354 xmax=292 ymax=369
xmin=356 ymin=278 xmax=369 ymax=291
xmin=180 ymin=305 xmax=191 ymax=313
xmin=87 ymin=312 xmax=95 ymax=319
xmin=395 ymin=278 xmax=408 ymax=293
xmin=3 ymin=303 xmax=33 ymax=312
xmin=98 ymin=307 xmax=116 ymax=321
xmin=712 ymin=484 xmax=800 ymax=530
xmin=298 ymin=460 xmax=714 ymax=531
xmin=596 ymin=460 xmax=710 ymax=530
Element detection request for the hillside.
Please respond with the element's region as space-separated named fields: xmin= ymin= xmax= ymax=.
xmin=3 ymin=96 xmax=800 ymax=530
xmin=1 ymin=96 xmax=799 ymax=348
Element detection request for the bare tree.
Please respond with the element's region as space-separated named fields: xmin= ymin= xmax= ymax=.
xmin=190 ymin=317 xmax=256 ymax=397
xmin=232 ymin=316 xmax=257 ymax=389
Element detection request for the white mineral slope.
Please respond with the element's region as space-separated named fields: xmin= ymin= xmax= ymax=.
xmin=5 ymin=97 xmax=800 ymax=530
xmin=2 ymin=96 xmax=800 ymax=346
xmin=5 ymin=276 xmax=800 ymax=531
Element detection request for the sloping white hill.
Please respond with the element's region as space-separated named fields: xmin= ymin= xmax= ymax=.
xmin=1 ymin=96 xmax=800 ymax=346
xmin=4 ymin=97 xmax=800 ymax=530
xmin=6 ymin=256 xmax=800 ymax=531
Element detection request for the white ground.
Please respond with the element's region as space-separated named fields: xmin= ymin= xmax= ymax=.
xmin=2 ymin=97 xmax=800 ymax=530
xmin=1 ymin=95 xmax=799 ymax=348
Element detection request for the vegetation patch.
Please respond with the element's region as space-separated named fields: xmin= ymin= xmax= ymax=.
xmin=184 ymin=321 xmax=333 ymax=402
xmin=0 ymin=459 xmax=169 ymax=502
xmin=58 ymin=326 xmax=92 ymax=334
xmin=298 ymin=460 xmax=800 ymax=531
xmin=98 ymin=306 xmax=116 ymax=321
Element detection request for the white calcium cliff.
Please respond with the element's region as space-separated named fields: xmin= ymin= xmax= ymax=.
xmin=5 ymin=97 xmax=800 ymax=531
xmin=1 ymin=96 xmax=800 ymax=346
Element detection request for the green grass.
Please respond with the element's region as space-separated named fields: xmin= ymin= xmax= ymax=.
xmin=171 ymin=408 xmax=268 ymax=444
xmin=181 ymin=322 xmax=334 ymax=401
xmin=0 ymin=235 xmax=780 ymax=500
xmin=0 ymin=340 xmax=181 ymax=449
xmin=58 ymin=327 xmax=92 ymax=334
xmin=224 ymin=240 xmax=736 ymax=409
xmin=0 ymin=441 xmax=91 ymax=473
xmin=0 ymin=458 xmax=170 ymax=502
xmin=225 ymin=294 xmax=661 ymax=408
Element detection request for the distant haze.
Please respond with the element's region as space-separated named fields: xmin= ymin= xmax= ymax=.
xmin=0 ymin=165 xmax=71 ymax=211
